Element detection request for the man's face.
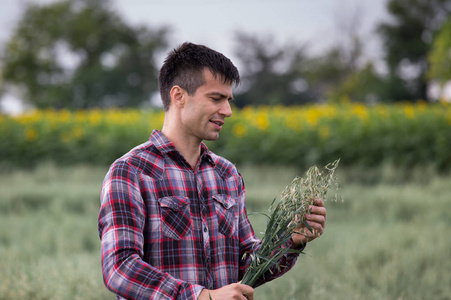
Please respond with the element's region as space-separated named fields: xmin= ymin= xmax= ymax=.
xmin=180 ymin=69 xmax=234 ymax=142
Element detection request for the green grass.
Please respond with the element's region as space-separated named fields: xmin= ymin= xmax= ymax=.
xmin=1 ymin=163 xmax=450 ymax=299
xmin=0 ymin=163 xmax=110 ymax=300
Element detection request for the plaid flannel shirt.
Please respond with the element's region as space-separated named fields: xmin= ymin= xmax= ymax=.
xmin=98 ymin=130 xmax=301 ymax=299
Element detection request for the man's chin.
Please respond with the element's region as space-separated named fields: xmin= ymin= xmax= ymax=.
xmin=203 ymin=133 xmax=220 ymax=141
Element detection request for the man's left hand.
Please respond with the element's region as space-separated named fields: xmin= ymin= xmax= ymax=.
xmin=291 ymin=198 xmax=327 ymax=247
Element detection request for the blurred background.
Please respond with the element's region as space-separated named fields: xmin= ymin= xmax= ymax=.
xmin=0 ymin=0 xmax=450 ymax=299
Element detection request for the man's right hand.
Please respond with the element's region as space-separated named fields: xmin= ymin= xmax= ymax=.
xmin=198 ymin=283 xmax=254 ymax=300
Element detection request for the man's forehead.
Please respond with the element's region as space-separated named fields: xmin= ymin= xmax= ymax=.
xmin=203 ymin=69 xmax=234 ymax=85
xmin=202 ymin=70 xmax=233 ymax=91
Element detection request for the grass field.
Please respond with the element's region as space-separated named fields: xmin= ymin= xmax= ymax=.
xmin=0 ymin=163 xmax=450 ymax=300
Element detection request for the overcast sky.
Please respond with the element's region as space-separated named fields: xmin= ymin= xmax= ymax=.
xmin=1 ymin=0 xmax=390 ymax=62
xmin=0 ymin=0 xmax=391 ymax=113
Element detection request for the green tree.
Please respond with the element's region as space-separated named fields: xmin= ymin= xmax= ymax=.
xmin=1 ymin=0 xmax=169 ymax=109
xmin=303 ymin=47 xmax=357 ymax=102
xmin=294 ymin=6 xmax=376 ymax=104
xmin=327 ymin=62 xmax=387 ymax=103
xmin=377 ymin=0 xmax=451 ymax=101
xmin=428 ymin=17 xmax=451 ymax=84
xmin=232 ymin=32 xmax=316 ymax=107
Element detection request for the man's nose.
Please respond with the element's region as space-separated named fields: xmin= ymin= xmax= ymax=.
xmin=220 ymin=100 xmax=232 ymax=118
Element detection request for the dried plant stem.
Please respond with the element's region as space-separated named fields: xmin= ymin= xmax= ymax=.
xmin=241 ymin=160 xmax=341 ymax=288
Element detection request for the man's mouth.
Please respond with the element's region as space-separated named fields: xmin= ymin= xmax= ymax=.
xmin=210 ymin=120 xmax=224 ymax=128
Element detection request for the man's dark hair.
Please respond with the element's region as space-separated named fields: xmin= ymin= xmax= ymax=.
xmin=158 ymin=42 xmax=240 ymax=111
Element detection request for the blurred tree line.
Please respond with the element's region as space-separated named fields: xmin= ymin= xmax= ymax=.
xmin=0 ymin=0 xmax=450 ymax=109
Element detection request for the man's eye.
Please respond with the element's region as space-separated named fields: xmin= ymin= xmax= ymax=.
xmin=211 ymin=97 xmax=221 ymax=101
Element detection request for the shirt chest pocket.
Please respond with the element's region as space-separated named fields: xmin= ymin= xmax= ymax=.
xmin=158 ymin=196 xmax=192 ymax=240
xmin=212 ymin=194 xmax=237 ymax=238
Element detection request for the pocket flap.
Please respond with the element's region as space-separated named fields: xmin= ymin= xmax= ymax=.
xmin=212 ymin=194 xmax=236 ymax=209
xmin=158 ymin=196 xmax=190 ymax=210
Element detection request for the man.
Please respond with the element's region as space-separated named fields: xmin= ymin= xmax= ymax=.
xmin=98 ymin=42 xmax=326 ymax=300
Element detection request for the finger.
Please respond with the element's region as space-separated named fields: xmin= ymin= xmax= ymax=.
xmin=243 ymin=292 xmax=253 ymax=300
xmin=307 ymin=213 xmax=326 ymax=229
xmin=303 ymin=214 xmax=325 ymax=229
xmin=314 ymin=198 xmax=325 ymax=207
xmin=308 ymin=208 xmax=327 ymax=222
xmin=245 ymin=293 xmax=253 ymax=300
xmin=238 ymin=284 xmax=254 ymax=300
xmin=304 ymin=220 xmax=325 ymax=236
xmin=242 ymin=293 xmax=252 ymax=300
xmin=309 ymin=205 xmax=326 ymax=214
xmin=306 ymin=209 xmax=326 ymax=221
xmin=238 ymin=283 xmax=254 ymax=293
xmin=309 ymin=205 xmax=327 ymax=217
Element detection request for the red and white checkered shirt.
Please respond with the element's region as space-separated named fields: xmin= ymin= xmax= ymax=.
xmin=98 ymin=130 xmax=301 ymax=299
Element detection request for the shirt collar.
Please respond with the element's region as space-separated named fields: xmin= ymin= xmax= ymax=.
xmin=150 ymin=130 xmax=215 ymax=166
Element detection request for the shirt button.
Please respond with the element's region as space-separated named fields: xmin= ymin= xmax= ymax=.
xmin=203 ymin=227 xmax=208 ymax=233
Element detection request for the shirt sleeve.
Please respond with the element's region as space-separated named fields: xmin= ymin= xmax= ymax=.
xmin=237 ymin=177 xmax=304 ymax=287
xmin=98 ymin=161 xmax=204 ymax=300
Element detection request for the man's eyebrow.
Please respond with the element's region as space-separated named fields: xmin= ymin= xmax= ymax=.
xmin=208 ymin=92 xmax=234 ymax=100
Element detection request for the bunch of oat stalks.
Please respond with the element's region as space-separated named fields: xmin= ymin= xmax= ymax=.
xmin=240 ymin=159 xmax=341 ymax=288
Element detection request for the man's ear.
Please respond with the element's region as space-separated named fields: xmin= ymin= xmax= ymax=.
xmin=170 ymin=85 xmax=185 ymax=108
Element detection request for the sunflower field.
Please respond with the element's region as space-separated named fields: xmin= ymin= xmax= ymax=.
xmin=1 ymin=102 xmax=451 ymax=171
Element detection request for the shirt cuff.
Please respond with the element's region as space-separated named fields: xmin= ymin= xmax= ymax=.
xmin=193 ymin=284 xmax=206 ymax=300
xmin=289 ymin=237 xmax=306 ymax=252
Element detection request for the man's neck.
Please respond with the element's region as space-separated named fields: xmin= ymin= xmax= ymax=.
xmin=161 ymin=125 xmax=202 ymax=170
